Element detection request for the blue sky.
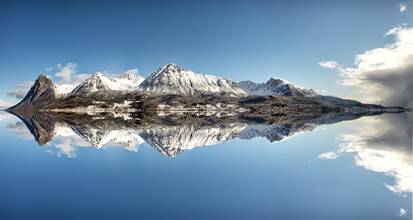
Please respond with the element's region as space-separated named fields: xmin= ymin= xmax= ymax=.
xmin=0 ymin=0 xmax=412 ymax=103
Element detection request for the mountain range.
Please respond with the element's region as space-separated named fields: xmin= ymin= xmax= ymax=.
xmin=10 ymin=63 xmax=323 ymax=109
xmin=8 ymin=63 xmax=404 ymax=126
xmin=4 ymin=61 xmax=406 ymax=157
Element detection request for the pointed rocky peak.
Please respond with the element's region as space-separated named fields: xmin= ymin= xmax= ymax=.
xmin=157 ymin=63 xmax=184 ymax=74
xmin=267 ymin=77 xmax=285 ymax=85
xmin=140 ymin=63 xmax=248 ymax=97
xmin=9 ymin=74 xmax=57 ymax=110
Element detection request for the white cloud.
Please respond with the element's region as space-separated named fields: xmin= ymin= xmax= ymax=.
xmin=55 ymin=63 xmax=78 ymax=83
xmin=318 ymin=152 xmax=338 ymax=160
xmin=6 ymin=121 xmax=34 ymax=140
xmin=0 ymin=100 xmax=12 ymax=109
xmin=399 ymin=208 xmax=407 ymax=216
xmin=124 ymin=68 xmax=139 ymax=75
xmin=318 ymin=60 xmax=340 ymax=69
xmin=399 ymin=3 xmax=407 ymax=12
xmin=7 ymin=81 xmax=34 ymax=99
xmin=319 ymin=25 xmax=413 ymax=107
xmin=45 ymin=66 xmax=54 ymax=72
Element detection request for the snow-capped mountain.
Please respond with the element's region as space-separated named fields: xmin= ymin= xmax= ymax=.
xmin=71 ymin=71 xmax=144 ymax=95
xmin=139 ymin=63 xmax=248 ymax=97
xmin=239 ymin=78 xmax=317 ymax=97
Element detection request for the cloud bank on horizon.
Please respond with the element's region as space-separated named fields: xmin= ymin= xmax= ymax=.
xmin=319 ymin=25 xmax=413 ymax=108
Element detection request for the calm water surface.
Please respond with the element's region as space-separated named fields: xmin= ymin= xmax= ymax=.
xmin=0 ymin=112 xmax=411 ymax=220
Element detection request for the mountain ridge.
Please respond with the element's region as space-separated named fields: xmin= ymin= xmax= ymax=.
xmin=139 ymin=63 xmax=248 ymax=97
xmin=239 ymin=78 xmax=317 ymax=97
xmin=71 ymin=71 xmax=144 ymax=96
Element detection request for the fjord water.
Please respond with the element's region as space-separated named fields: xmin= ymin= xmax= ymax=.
xmin=0 ymin=112 xmax=411 ymax=220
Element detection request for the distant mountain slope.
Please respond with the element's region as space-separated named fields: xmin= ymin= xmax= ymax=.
xmin=239 ymin=78 xmax=317 ymax=97
xmin=71 ymin=72 xmax=144 ymax=95
xmin=139 ymin=64 xmax=248 ymax=97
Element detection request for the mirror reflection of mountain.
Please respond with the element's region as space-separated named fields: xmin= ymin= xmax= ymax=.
xmin=5 ymin=63 xmax=407 ymax=157
xmin=4 ymin=108 xmax=401 ymax=157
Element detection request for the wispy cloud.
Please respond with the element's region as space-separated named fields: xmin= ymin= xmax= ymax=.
xmin=0 ymin=100 xmax=12 ymax=109
xmin=399 ymin=208 xmax=407 ymax=216
xmin=7 ymin=81 xmax=34 ymax=99
xmin=318 ymin=152 xmax=338 ymax=160
xmin=399 ymin=3 xmax=407 ymax=12
xmin=318 ymin=60 xmax=340 ymax=69
xmin=45 ymin=66 xmax=54 ymax=72
xmin=52 ymin=62 xmax=92 ymax=85
xmin=48 ymin=63 xmax=140 ymax=84
xmin=55 ymin=63 xmax=78 ymax=83
xmin=123 ymin=68 xmax=139 ymax=76
xmin=6 ymin=121 xmax=34 ymax=140
xmin=319 ymin=25 xmax=413 ymax=107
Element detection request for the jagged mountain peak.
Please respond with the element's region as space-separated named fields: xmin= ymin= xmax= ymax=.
xmin=139 ymin=63 xmax=248 ymax=97
xmin=148 ymin=63 xmax=185 ymax=80
xmin=9 ymin=74 xmax=56 ymax=110
xmin=239 ymin=77 xmax=317 ymax=97
xmin=158 ymin=63 xmax=183 ymax=72
xmin=267 ymin=77 xmax=286 ymax=84
xmin=71 ymin=71 xmax=144 ymax=95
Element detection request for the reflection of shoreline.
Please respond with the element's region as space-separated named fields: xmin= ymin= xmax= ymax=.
xmin=320 ymin=113 xmax=413 ymax=195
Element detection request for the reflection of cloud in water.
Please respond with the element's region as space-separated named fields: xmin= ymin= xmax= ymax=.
xmin=318 ymin=152 xmax=338 ymax=160
xmin=0 ymin=111 xmax=14 ymax=121
xmin=321 ymin=113 xmax=412 ymax=194
xmin=48 ymin=124 xmax=145 ymax=158
xmin=6 ymin=121 xmax=34 ymax=140
xmin=5 ymin=120 xmax=145 ymax=158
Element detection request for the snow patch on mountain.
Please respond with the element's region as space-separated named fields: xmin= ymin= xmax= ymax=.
xmin=239 ymin=78 xmax=317 ymax=97
xmin=54 ymin=84 xmax=76 ymax=97
xmin=139 ymin=63 xmax=248 ymax=97
xmin=71 ymin=71 xmax=144 ymax=95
